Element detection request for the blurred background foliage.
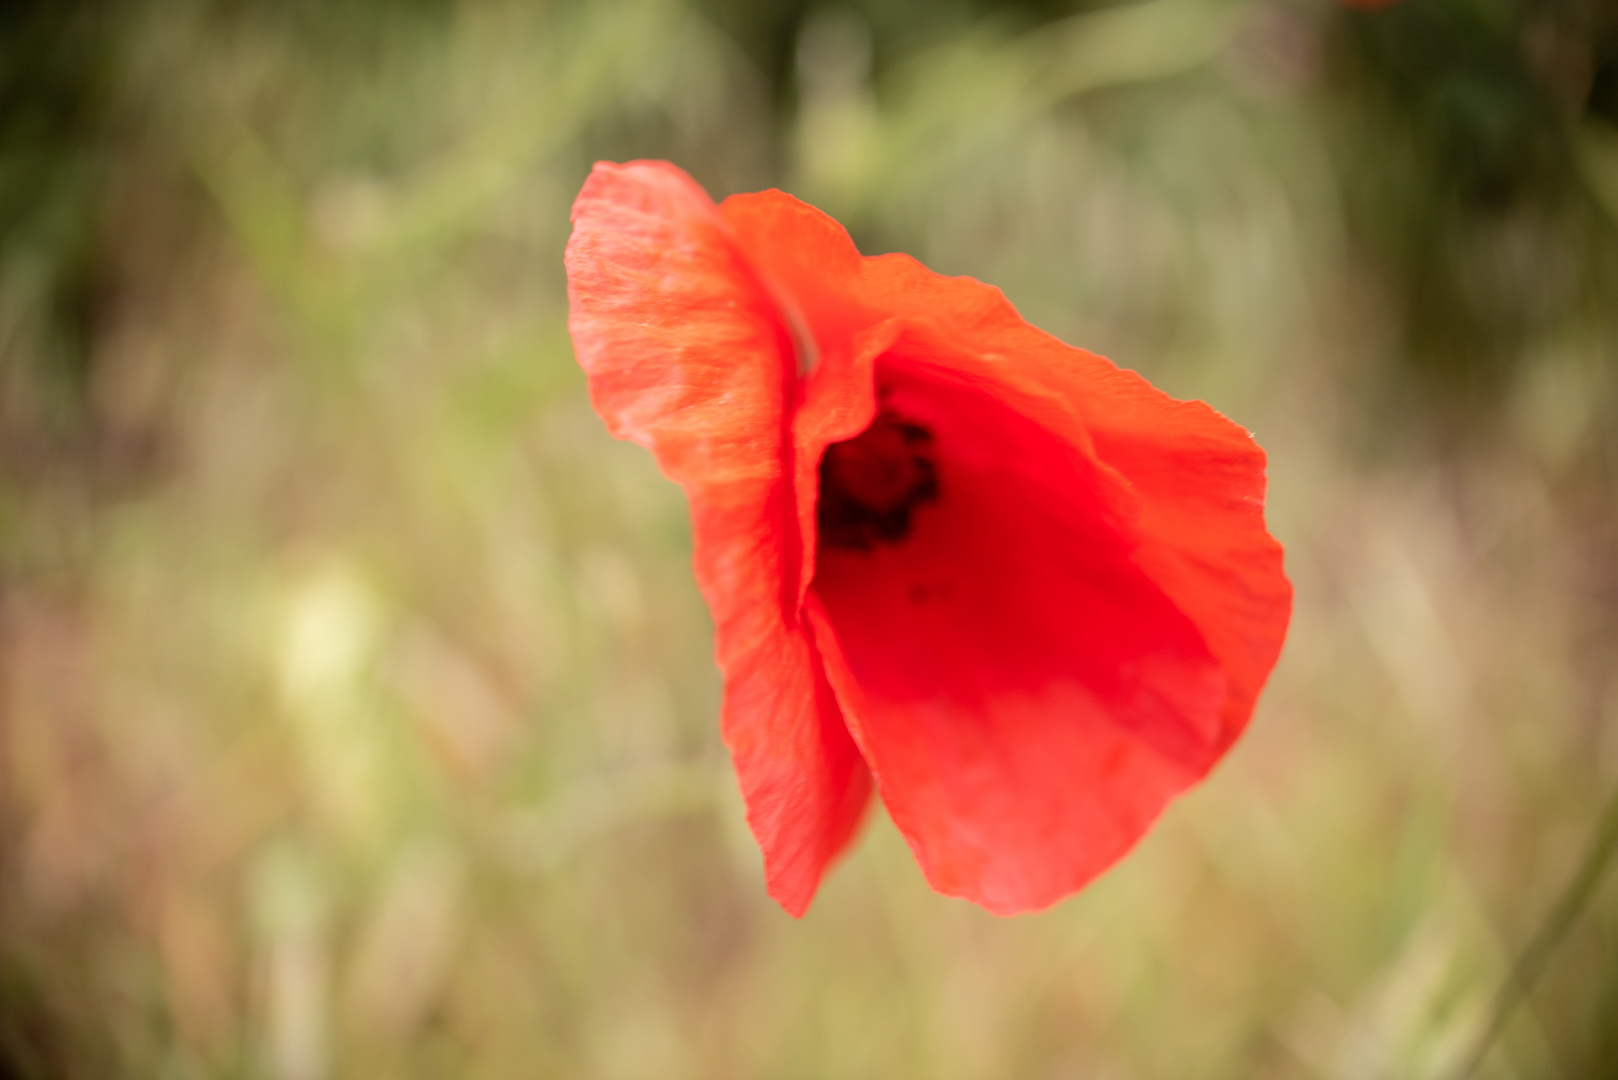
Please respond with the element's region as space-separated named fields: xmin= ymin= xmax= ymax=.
xmin=3 ymin=0 xmax=1618 ymax=1076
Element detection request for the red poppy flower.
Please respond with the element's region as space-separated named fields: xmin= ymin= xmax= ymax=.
xmin=565 ymin=160 xmax=1291 ymax=916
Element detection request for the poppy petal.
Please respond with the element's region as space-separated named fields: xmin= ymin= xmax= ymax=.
xmin=565 ymin=161 xmax=871 ymax=914
xmin=718 ymin=191 xmax=1288 ymax=912
xmin=849 ymin=255 xmax=1293 ymax=750
xmin=726 ymin=198 xmax=1289 ymax=750
xmin=805 ymin=328 xmax=1229 ymax=914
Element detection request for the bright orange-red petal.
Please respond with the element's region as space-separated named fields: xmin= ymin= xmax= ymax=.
xmin=849 ymin=256 xmax=1293 ymax=753
xmin=804 ymin=331 xmax=1227 ymax=914
xmin=566 ymin=161 xmax=870 ymax=915
xmin=718 ymin=188 xmax=1291 ymax=913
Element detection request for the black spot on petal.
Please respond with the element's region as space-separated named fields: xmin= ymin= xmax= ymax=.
xmin=816 ymin=411 xmax=940 ymax=551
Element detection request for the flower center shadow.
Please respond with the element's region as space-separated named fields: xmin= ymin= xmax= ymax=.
xmin=817 ymin=411 xmax=939 ymax=551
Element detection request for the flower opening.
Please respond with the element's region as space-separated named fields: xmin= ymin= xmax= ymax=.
xmin=817 ymin=404 xmax=939 ymax=551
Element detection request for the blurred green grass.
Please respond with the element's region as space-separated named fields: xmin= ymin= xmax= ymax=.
xmin=4 ymin=0 xmax=1618 ymax=1077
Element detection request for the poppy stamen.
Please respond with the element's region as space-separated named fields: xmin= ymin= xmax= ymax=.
xmin=817 ymin=411 xmax=940 ymax=550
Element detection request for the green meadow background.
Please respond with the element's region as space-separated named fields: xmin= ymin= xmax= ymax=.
xmin=4 ymin=0 xmax=1618 ymax=1076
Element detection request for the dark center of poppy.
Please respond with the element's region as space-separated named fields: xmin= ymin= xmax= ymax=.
xmin=817 ymin=411 xmax=940 ymax=551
